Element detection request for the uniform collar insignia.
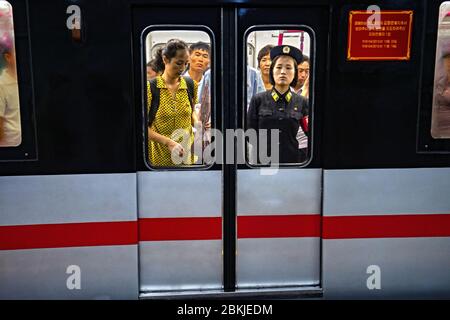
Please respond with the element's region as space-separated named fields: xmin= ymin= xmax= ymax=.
xmin=271 ymin=90 xmax=280 ymax=102
xmin=286 ymin=91 xmax=292 ymax=102
xmin=271 ymin=89 xmax=292 ymax=102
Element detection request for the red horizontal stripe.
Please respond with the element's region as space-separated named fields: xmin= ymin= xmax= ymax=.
xmin=139 ymin=217 xmax=222 ymax=241
xmin=237 ymin=214 xmax=321 ymax=238
xmin=323 ymin=214 xmax=450 ymax=239
xmin=4 ymin=214 xmax=448 ymax=250
xmin=0 ymin=221 xmax=138 ymax=250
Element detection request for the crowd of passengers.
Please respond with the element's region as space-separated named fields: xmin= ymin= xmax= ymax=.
xmin=145 ymin=39 xmax=310 ymax=167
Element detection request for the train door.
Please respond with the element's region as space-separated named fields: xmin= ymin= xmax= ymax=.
xmin=132 ymin=4 xmax=329 ymax=296
xmin=132 ymin=6 xmax=224 ymax=295
xmin=235 ymin=6 xmax=329 ymax=291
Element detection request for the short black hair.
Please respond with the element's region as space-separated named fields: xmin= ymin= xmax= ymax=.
xmin=189 ymin=41 xmax=210 ymax=54
xmin=301 ymin=55 xmax=310 ymax=64
xmin=268 ymin=55 xmax=298 ymax=88
xmin=257 ymin=44 xmax=274 ymax=67
xmin=146 ymin=59 xmax=161 ymax=72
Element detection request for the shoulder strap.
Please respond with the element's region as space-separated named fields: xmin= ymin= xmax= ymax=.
xmin=183 ymin=76 xmax=195 ymax=110
xmin=148 ymin=78 xmax=160 ymax=127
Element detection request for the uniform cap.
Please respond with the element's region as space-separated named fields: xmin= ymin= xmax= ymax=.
xmin=270 ymin=45 xmax=303 ymax=64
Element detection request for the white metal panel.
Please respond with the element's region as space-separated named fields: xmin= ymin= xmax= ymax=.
xmin=237 ymin=238 xmax=320 ymax=288
xmin=324 ymin=168 xmax=450 ymax=216
xmin=0 ymin=245 xmax=139 ymax=300
xmin=137 ymin=170 xmax=222 ymax=293
xmin=236 ymin=169 xmax=322 ymax=287
xmin=138 ymin=171 xmax=221 ymax=218
xmin=139 ymin=240 xmax=222 ymax=292
xmin=0 ymin=173 xmax=137 ymax=225
xmin=323 ymin=238 xmax=450 ymax=299
xmin=237 ymin=169 xmax=322 ymax=215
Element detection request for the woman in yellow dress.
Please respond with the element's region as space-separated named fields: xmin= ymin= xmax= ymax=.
xmin=147 ymin=39 xmax=200 ymax=167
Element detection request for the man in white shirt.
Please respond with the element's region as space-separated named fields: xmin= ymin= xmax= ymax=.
xmin=0 ymin=39 xmax=21 ymax=147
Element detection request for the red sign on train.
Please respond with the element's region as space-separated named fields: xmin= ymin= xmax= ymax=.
xmin=347 ymin=10 xmax=413 ymax=61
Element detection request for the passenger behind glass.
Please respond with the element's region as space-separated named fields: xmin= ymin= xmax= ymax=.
xmin=432 ymin=42 xmax=450 ymax=138
xmin=146 ymin=59 xmax=161 ymax=80
xmin=194 ymin=68 xmax=212 ymax=160
xmin=147 ymin=39 xmax=200 ymax=167
xmin=247 ymin=45 xmax=308 ymax=164
xmin=184 ymin=41 xmax=210 ymax=83
xmin=292 ymin=55 xmax=310 ymax=98
xmin=199 ymin=65 xmax=264 ymax=112
xmin=194 ymin=64 xmax=265 ymax=160
xmin=0 ymin=32 xmax=21 ymax=147
xmin=247 ymin=66 xmax=265 ymax=110
xmin=292 ymin=55 xmax=310 ymax=162
xmin=257 ymin=44 xmax=274 ymax=91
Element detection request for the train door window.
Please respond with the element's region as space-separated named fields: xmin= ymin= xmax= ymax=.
xmin=0 ymin=1 xmax=21 ymax=148
xmin=244 ymin=28 xmax=313 ymax=165
xmin=431 ymin=2 xmax=450 ymax=139
xmin=143 ymin=28 xmax=214 ymax=169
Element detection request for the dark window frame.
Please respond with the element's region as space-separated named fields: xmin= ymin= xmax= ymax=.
xmin=242 ymin=25 xmax=316 ymax=168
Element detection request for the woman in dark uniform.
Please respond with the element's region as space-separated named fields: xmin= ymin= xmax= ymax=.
xmin=247 ymin=45 xmax=309 ymax=164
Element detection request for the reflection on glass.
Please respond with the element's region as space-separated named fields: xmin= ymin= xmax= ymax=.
xmin=246 ymin=30 xmax=311 ymax=164
xmin=432 ymin=2 xmax=450 ymax=139
xmin=0 ymin=1 xmax=21 ymax=147
xmin=145 ymin=30 xmax=212 ymax=167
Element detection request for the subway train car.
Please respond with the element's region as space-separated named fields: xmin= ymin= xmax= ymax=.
xmin=0 ymin=0 xmax=450 ymax=300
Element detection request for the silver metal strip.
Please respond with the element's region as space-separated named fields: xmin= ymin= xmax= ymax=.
xmin=237 ymin=169 xmax=322 ymax=215
xmin=138 ymin=171 xmax=222 ymax=218
xmin=139 ymin=240 xmax=223 ymax=292
xmin=237 ymin=238 xmax=320 ymax=288
xmin=0 ymin=173 xmax=137 ymax=226
xmin=324 ymin=168 xmax=450 ymax=216
xmin=322 ymin=237 xmax=450 ymax=299
xmin=0 ymin=245 xmax=139 ymax=300
xmin=140 ymin=286 xmax=322 ymax=299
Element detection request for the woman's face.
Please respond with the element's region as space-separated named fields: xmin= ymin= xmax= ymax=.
xmin=259 ymin=54 xmax=271 ymax=76
xmin=163 ymin=48 xmax=189 ymax=78
xmin=272 ymin=55 xmax=295 ymax=87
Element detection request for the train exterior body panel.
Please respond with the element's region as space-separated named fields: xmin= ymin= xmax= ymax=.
xmin=322 ymin=168 xmax=450 ymax=299
xmin=0 ymin=173 xmax=139 ymax=299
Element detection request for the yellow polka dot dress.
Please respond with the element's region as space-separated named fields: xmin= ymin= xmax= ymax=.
xmin=147 ymin=76 xmax=198 ymax=167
